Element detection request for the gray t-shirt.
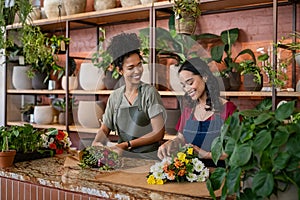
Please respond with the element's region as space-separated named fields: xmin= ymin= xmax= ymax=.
xmin=102 ymin=83 xmax=166 ymax=132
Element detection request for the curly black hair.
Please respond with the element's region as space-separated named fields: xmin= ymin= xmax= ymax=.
xmin=178 ymin=57 xmax=222 ymax=113
xmin=106 ymin=32 xmax=143 ymax=70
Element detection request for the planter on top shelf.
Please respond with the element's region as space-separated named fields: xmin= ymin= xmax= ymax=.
xmin=43 ymin=0 xmax=66 ymax=19
xmin=243 ymin=73 xmax=263 ymax=91
xmin=63 ymin=0 xmax=86 ymax=16
xmin=120 ymin=0 xmax=141 ymax=7
xmin=94 ymin=0 xmax=116 ymax=11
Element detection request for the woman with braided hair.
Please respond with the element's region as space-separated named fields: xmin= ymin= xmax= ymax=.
xmin=157 ymin=57 xmax=237 ymax=166
xmin=92 ymin=32 xmax=166 ymax=160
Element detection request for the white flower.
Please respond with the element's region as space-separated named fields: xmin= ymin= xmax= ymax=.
xmin=186 ymin=173 xmax=197 ymax=182
xmin=150 ymin=162 xmax=164 ymax=173
xmin=153 ymin=171 xmax=166 ymax=180
xmin=192 ymin=158 xmax=205 ymax=172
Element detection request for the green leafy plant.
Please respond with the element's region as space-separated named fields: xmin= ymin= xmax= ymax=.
xmin=20 ymin=103 xmax=34 ymax=115
xmin=53 ymin=97 xmax=77 ymax=113
xmin=0 ymin=124 xmax=45 ymax=153
xmin=21 ymin=24 xmax=69 ymax=82
xmin=258 ymin=53 xmax=288 ymax=88
xmin=240 ymin=59 xmax=262 ymax=84
xmin=210 ymin=28 xmax=256 ymax=77
xmin=170 ymin=0 xmax=201 ymax=19
xmin=91 ymin=28 xmax=115 ymax=78
xmin=207 ymin=99 xmax=300 ymax=200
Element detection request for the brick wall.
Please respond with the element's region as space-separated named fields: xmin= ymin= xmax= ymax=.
xmin=0 ymin=177 xmax=106 ymax=200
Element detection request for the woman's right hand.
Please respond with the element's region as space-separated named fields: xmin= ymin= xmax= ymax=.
xmin=157 ymin=140 xmax=179 ymax=160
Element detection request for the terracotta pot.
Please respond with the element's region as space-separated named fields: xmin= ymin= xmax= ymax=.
xmin=86 ymin=0 xmax=94 ymax=12
xmin=175 ymin=13 xmax=197 ymax=35
xmin=43 ymin=0 xmax=66 ymax=19
xmin=63 ymin=0 xmax=86 ymax=16
xmin=0 ymin=150 xmax=16 ymax=169
xmin=94 ymin=0 xmax=116 ymax=11
xmin=120 ymin=0 xmax=141 ymax=7
xmin=12 ymin=66 xmax=32 ymax=89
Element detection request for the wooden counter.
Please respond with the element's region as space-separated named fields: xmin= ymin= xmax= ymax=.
xmin=0 ymin=155 xmax=218 ymax=200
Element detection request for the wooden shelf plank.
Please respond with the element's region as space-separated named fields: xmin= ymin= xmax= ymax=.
xmin=7 ymin=121 xmax=66 ymax=130
xmin=7 ymin=89 xmax=66 ymax=95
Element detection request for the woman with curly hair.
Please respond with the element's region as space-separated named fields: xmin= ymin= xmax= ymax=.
xmin=92 ymin=32 xmax=166 ymax=160
xmin=157 ymin=57 xmax=237 ymax=166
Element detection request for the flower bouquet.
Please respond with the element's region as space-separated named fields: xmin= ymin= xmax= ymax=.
xmin=42 ymin=129 xmax=72 ymax=154
xmin=147 ymin=145 xmax=209 ymax=185
xmin=78 ymin=146 xmax=121 ymax=171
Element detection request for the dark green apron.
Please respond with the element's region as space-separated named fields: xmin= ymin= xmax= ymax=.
xmin=114 ymin=85 xmax=159 ymax=158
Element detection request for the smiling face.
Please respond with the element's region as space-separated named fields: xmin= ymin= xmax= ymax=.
xmin=179 ymin=70 xmax=207 ymax=101
xmin=120 ymin=53 xmax=143 ymax=86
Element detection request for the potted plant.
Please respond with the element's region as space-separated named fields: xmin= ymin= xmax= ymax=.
xmin=277 ymin=32 xmax=300 ymax=66
xmin=21 ymin=24 xmax=69 ymax=89
xmin=240 ymin=58 xmax=263 ymax=91
xmin=20 ymin=103 xmax=34 ymax=122
xmin=210 ymin=28 xmax=256 ymax=91
xmin=169 ymin=0 xmax=201 ymax=34
xmin=53 ymin=97 xmax=77 ymax=125
xmin=207 ymin=99 xmax=300 ymax=200
xmin=0 ymin=126 xmax=17 ymax=168
xmin=61 ymin=57 xmax=78 ymax=90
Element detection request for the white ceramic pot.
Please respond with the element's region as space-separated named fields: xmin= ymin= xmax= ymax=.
xmin=140 ymin=0 xmax=157 ymax=5
xmin=61 ymin=76 xmax=78 ymax=90
xmin=43 ymin=0 xmax=66 ymax=19
xmin=63 ymin=0 xmax=86 ymax=16
xmin=169 ymin=64 xmax=183 ymax=92
xmin=77 ymin=101 xmax=104 ymax=128
xmin=79 ymin=63 xmax=106 ymax=91
xmin=34 ymin=105 xmax=53 ymax=125
xmin=12 ymin=66 xmax=32 ymax=90
xmin=120 ymin=0 xmax=141 ymax=7
xmin=94 ymin=0 xmax=116 ymax=11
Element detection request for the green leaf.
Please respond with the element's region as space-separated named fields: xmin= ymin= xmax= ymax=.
xmin=211 ymin=137 xmax=222 ymax=165
xmin=273 ymin=152 xmax=290 ymax=171
xmin=252 ymin=171 xmax=274 ymax=197
xmin=211 ymin=45 xmax=225 ymax=63
xmin=226 ymin=167 xmax=242 ymax=195
xmin=206 ymin=179 xmax=217 ymax=200
xmin=286 ymin=132 xmax=300 ymax=159
xmin=229 ymin=143 xmax=252 ymax=167
xmin=272 ymin=128 xmax=289 ymax=147
xmin=220 ymin=28 xmax=239 ymax=45
xmin=252 ymin=130 xmax=272 ymax=153
xmin=275 ymin=101 xmax=295 ymax=121
xmin=254 ymin=113 xmax=273 ymax=125
xmin=209 ymin=167 xmax=226 ymax=190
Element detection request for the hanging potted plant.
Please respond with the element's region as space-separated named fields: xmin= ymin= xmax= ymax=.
xmin=169 ymin=0 xmax=201 ymax=35
xmin=207 ymin=99 xmax=300 ymax=200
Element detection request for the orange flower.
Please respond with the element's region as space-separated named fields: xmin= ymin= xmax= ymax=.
xmin=174 ymin=158 xmax=183 ymax=168
xmin=178 ymin=168 xmax=186 ymax=176
xmin=163 ymin=164 xmax=169 ymax=172
xmin=167 ymin=170 xmax=175 ymax=180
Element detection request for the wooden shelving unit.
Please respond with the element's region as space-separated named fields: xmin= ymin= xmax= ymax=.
xmin=4 ymin=0 xmax=298 ymax=140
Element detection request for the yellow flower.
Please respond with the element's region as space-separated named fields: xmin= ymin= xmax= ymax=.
xmin=177 ymin=152 xmax=186 ymax=162
xmin=156 ymin=179 xmax=164 ymax=185
xmin=187 ymin=147 xmax=193 ymax=155
xmin=147 ymin=175 xmax=156 ymax=185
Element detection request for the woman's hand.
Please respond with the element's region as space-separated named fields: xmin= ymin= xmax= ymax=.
xmin=157 ymin=140 xmax=179 ymax=160
xmin=192 ymin=144 xmax=210 ymax=159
